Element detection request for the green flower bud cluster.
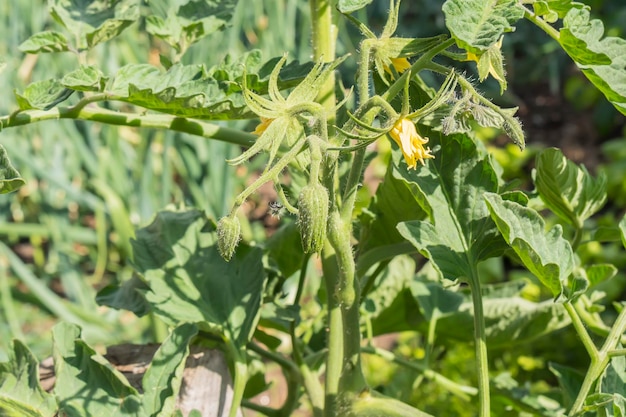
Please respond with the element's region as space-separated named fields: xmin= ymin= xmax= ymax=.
xmin=297 ymin=182 xmax=329 ymax=254
xmin=217 ymin=215 xmax=241 ymax=261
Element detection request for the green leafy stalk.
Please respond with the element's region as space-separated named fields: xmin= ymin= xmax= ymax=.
xmin=468 ymin=272 xmax=490 ymax=417
xmin=1 ymin=104 xmax=255 ymax=147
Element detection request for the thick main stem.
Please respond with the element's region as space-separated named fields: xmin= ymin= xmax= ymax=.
xmin=468 ymin=274 xmax=490 ymax=417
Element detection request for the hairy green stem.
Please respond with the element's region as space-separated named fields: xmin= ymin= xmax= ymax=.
xmin=291 ymin=324 xmax=325 ymax=417
xmin=564 ymin=302 xmax=598 ymax=359
xmin=1 ymin=105 xmax=256 ymax=147
xmin=468 ymin=273 xmax=490 ymax=417
xmin=568 ymin=306 xmax=626 ymax=416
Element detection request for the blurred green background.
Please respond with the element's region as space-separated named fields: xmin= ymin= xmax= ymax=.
xmin=1 ymin=1 xmax=625 ymax=415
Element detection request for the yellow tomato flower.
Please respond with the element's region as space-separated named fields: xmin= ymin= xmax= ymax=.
xmin=383 ymin=57 xmax=411 ymax=76
xmin=253 ymin=117 xmax=273 ymax=135
xmin=389 ymin=118 xmax=434 ymax=169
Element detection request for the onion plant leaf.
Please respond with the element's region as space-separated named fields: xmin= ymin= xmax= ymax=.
xmin=0 ymin=340 xmax=56 ymax=417
xmin=53 ymin=323 xmax=144 ymax=416
xmin=536 ymin=148 xmax=607 ymax=228
xmin=396 ymin=131 xmax=508 ymax=283
xmin=442 ymin=0 xmax=524 ymax=54
xmin=484 ymin=192 xmax=575 ymax=300
xmin=559 ymin=7 xmax=626 ymax=115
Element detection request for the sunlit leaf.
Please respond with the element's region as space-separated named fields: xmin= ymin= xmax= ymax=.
xmin=14 ymin=79 xmax=73 ymax=110
xmin=62 ymin=65 xmax=108 ymax=92
xmin=53 ymin=323 xmax=144 ymax=416
xmin=559 ymin=7 xmax=626 ymax=115
xmin=600 ymin=351 xmax=626 ymax=416
xmin=19 ymin=31 xmax=70 ymax=53
xmin=536 ymin=148 xmax=607 ymax=227
xmin=362 ymin=256 xmax=415 ymax=321
xmin=337 ymin=0 xmax=374 ymax=13
xmin=442 ymin=0 xmax=524 ymax=54
xmin=131 ymin=209 xmax=266 ymax=348
xmin=49 ymin=0 xmax=140 ymax=50
xmin=484 ymin=193 xmax=575 ymax=300
xmin=146 ymin=0 xmax=237 ymax=53
xmin=619 ymin=215 xmax=626 ymax=250
xmin=0 ymin=340 xmax=56 ymax=417
xmin=142 ymin=323 xmax=198 ymax=417
xmin=423 ymin=281 xmax=570 ymax=347
xmin=397 ymin=131 xmax=508 ymax=283
xmin=0 ymin=145 xmax=25 ymax=194
xmin=105 ymin=52 xmax=313 ymax=120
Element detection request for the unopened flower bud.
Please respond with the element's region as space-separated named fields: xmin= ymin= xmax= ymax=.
xmin=217 ymin=216 xmax=241 ymax=261
xmin=297 ymin=183 xmax=329 ymax=253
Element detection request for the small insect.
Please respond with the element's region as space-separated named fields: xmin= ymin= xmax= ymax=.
xmin=268 ymin=201 xmax=284 ymax=219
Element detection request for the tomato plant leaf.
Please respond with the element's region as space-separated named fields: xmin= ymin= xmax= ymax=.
xmin=337 ymin=0 xmax=374 ymax=13
xmin=49 ymin=0 xmax=140 ymax=50
xmin=62 ymin=65 xmax=108 ymax=92
xmin=559 ymin=7 xmax=626 ymax=115
xmin=131 ymin=209 xmax=266 ymax=348
xmin=356 ymin=164 xmax=425 ymax=277
xmin=442 ymin=0 xmax=524 ymax=54
xmin=397 ymin=132 xmax=508 ymax=283
xmin=14 ymin=79 xmax=74 ymax=110
xmin=536 ymin=148 xmax=607 ymax=227
xmin=423 ymin=281 xmax=570 ymax=347
xmin=19 ymin=31 xmax=70 ymax=53
xmin=146 ymin=0 xmax=237 ymax=53
xmin=142 ymin=323 xmax=198 ymax=417
xmin=53 ymin=323 xmax=144 ymax=416
xmin=600 ymin=352 xmax=626 ymax=415
xmin=0 ymin=145 xmax=25 ymax=194
xmin=95 ymin=275 xmax=152 ymax=317
xmin=492 ymin=373 xmax=565 ymax=416
xmin=104 ymin=51 xmax=313 ymax=120
xmin=362 ymin=256 xmax=416 ymax=322
xmin=0 ymin=340 xmax=57 ymax=417
xmin=549 ymin=362 xmax=584 ymax=409
xmin=484 ymin=192 xmax=575 ymax=300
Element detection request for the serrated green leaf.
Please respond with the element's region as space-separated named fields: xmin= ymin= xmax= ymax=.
xmin=362 ymin=256 xmax=415 ymax=320
xmin=0 ymin=340 xmax=57 ymax=417
xmin=146 ymin=0 xmax=236 ymax=53
xmin=484 ymin=192 xmax=575 ymax=300
xmin=142 ymin=323 xmax=198 ymax=417
xmin=131 ymin=209 xmax=266 ymax=348
xmin=411 ymin=280 xmax=464 ymax=321
xmin=586 ymin=264 xmax=618 ymax=287
xmin=492 ymin=373 xmax=566 ymax=416
xmin=337 ymin=0 xmax=373 ymax=13
xmin=53 ymin=323 xmax=144 ymax=416
xmin=601 ymin=350 xmax=626 ymax=402
xmin=105 ymin=52 xmax=313 ymax=120
xmin=265 ymin=222 xmax=305 ymax=278
xmin=536 ymin=148 xmax=607 ymax=227
xmin=356 ymin=163 xmax=425 ymax=276
xmin=0 ymin=145 xmax=25 ymax=194
xmin=559 ymin=7 xmax=626 ymax=116
xmin=442 ymin=0 xmax=524 ymax=54
xmin=95 ymin=275 xmax=152 ymax=316
xmin=49 ymin=0 xmax=140 ymax=50
xmin=550 ymin=362 xmax=584 ymax=409
xmin=18 ymin=31 xmax=70 ymax=53
xmin=532 ymin=0 xmax=585 ymax=22
xmin=62 ymin=65 xmax=108 ymax=92
xmin=14 ymin=79 xmax=74 ymax=110
xmin=396 ymin=132 xmax=508 ymax=283
xmin=425 ymin=281 xmax=570 ymax=347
